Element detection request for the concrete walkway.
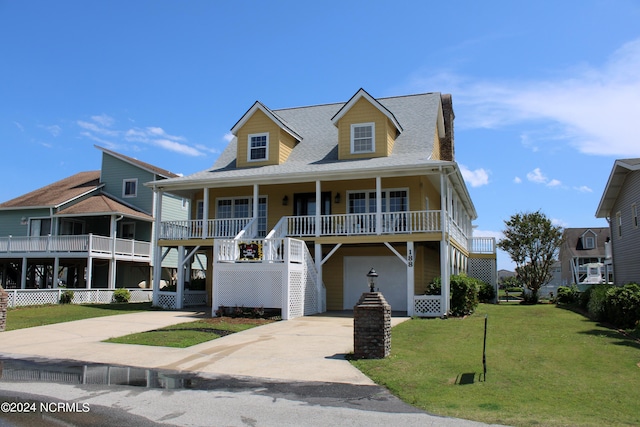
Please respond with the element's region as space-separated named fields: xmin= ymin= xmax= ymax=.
xmin=0 ymin=309 xmax=409 ymax=385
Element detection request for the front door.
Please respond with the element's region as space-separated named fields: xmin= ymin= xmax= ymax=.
xmin=293 ymin=192 xmax=331 ymax=216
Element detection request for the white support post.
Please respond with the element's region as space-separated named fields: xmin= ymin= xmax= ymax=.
xmin=253 ymin=184 xmax=259 ymax=220
xmin=176 ymin=245 xmax=185 ymax=309
xmin=315 ymin=242 xmax=323 ymax=313
xmin=21 ymin=257 xmax=27 ymax=289
xmin=202 ymin=187 xmax=209 ymax=239
xmin=152 ymin=189 xmax=164 ymax=306
xmin=315 ymin=180 xmax=321 ymax=237
xmin=86 ymin=257 xmax=93 ymax=289
xmin=108 ymin=215 xmax=117 ymax=289
xmin=376 ymin=176 xmax=382 ymax=234
xmin=53 ymin=257 xmax=60 ymax=288
xmin=440 ymin=168 xmax=450 ymax=316
xmin=211 ymin=243 xmax=219 ymax=317
xmin=407 ymin=241 xmax=415 ymax=316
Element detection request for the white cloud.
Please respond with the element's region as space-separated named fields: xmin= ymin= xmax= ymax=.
xmin=526 ymin=168 xmax=547 ymax=184
xmin=78 ymin=116 xmax=205 ymax=157
xmin=513 ymin=176 xmax=522 ymax=184
xmin=547 ymin=179 xmax=562 ymax=187
xmin=460 ymin=164 xmax=490 ymax=187
xmin=409 ymin=38 xmax=640 ymax=157
xmin=551 ymin=218 xmax=570 ymax=228
xmin=40 ymin=124 xmax=62 ymax=137
xmin=575 ymin=185 xmax=593 ymax=193
xmin=223 ymin=132 xmax=234 ymax=142
xmin=473 ymin=229 xmax=503 ymax=240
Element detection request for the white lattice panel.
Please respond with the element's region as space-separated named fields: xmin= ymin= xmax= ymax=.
xmin=157 ymin=293 xmax=178 ymax=309
xmin=129 ymin=290 xmax=153 ymax=302
xmin=414 ymin=295 xmax=442 ymax=317
xmin=469 ymin=258 xmax=497 ymax=286
xmin=288 ymin=270 xmax=304 ymax=319
xmin=13 ymin=290 xmax=59 ymax=307
xmin=216 ymin=269 xmax=283 ymax=308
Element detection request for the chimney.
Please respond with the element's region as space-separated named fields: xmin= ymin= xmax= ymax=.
xmin=440 ymin=94 xmax=455 ymax=162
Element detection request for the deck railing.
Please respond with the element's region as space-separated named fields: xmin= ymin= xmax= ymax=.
xmin=469 ymin=237 xmax=496 ymax=254
xmin=215 ymin=238 xmax=304 ymax=264
xmin=0 ymin=234 xmax=151 ymax=259
xmin=159 ymin=218 xmax=252 ymax=240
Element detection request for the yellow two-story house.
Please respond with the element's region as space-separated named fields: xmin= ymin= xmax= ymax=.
xmin=147 ymin=89 xmax=496 ymax=318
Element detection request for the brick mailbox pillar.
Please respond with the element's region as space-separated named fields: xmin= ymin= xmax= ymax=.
xmin=353 ymin=292 xmax=391 ymax=359
xmin=0 ymin=287 xmax=8 ymax=332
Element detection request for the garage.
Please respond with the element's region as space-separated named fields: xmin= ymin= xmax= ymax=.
xmin=343 ymin=256 xmax=407 ymax=311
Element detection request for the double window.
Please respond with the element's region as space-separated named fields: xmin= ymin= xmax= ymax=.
xmin=216 ymin=197 xmax=268 ymax=237
xmin=350 ymin=123 xmax=375 ymax=153
xmin=248 ymin=133 xmax=269 ymax=162
xmin=347 ymin=190 xmax=407 ymax=213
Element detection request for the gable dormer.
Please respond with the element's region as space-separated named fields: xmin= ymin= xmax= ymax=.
xmin=580 ymin=229 xmax=597 ymax=250
xmin=331 ymin=89 xmax=402 ymax=160
xmin=231 ymin=101 xmax=302 ymax=168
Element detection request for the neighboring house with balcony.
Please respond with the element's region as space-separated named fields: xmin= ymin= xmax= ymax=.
xmin=558 ymin=227 xmax=611 ymax=289
xmin=0 ymin=146 xmax=187 ymax=291
xmin=596 ymin=158 xmax=640 ymax=285
xmin=147 ymin=89 xmax=497 ymax=318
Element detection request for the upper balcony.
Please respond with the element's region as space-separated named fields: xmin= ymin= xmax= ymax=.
xmin=0 ymin=234 xmax=151 ymax=261
xmin=158 ymin=210 xmax=494 ymax=256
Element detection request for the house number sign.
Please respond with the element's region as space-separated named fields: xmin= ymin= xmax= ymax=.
xmin=407 ymin=249 xmax=414 ymax=267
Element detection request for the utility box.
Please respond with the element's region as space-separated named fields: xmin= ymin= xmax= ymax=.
xmin=353 ymin=292 xmax=391 ymax=359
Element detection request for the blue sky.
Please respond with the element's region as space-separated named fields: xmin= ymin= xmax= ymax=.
xmin=2 ymin=0 xmax=640 ymax=270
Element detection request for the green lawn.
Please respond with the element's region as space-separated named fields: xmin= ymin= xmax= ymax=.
xmin=104 ymin=318 xmax=272 ymax=348
xmin=352 ymin=304 xmax=640 ymax=427
xmin=4 ymin=302 xmax=154 ymax=331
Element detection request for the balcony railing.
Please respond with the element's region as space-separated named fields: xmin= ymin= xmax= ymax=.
xmin=469 ymin=237 xmax=496 ymax=254
xmin=159 ymin=218 xmax=252 ymax=240
xmin=0 ymin=234 xmax=151 ymax=259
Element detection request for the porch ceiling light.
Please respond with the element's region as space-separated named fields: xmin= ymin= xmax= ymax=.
xmin=366 ymin=267 xmax=378 ymax=292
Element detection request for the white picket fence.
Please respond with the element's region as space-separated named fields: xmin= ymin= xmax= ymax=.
xmin=4 ymin=288 xmax=153 ymax=308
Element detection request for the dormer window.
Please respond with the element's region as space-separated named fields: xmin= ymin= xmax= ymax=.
xmin=248 ymin=133 xmax=269 ymax=162
xmin=351 ymin=123 xmax=375 ymax=153
xmin=584 ymin=236 xmax=595 ymax=249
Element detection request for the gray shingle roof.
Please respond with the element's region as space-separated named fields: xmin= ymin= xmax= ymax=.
xmin=155 ymin=92 xmax=445 ymax=186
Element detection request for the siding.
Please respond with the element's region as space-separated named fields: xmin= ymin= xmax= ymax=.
xmin=336 ymin=97 xmax=392 ymax=160
xmin=611 ymin=170 xmax=640 ymax=284
xmin=0 ymin=209 xmax=49 ymax=237
xmin=100 ymin=154 xmax=155 ymax=213
xmin=235 ymin=110 xmax=282 ymax=168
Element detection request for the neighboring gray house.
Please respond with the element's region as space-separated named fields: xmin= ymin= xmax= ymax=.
xmin=0 ymin=146 xmax=187 ymax=289
xmin=559 ymin=227 xmax=611 ymax=287
xmin=596 ymin=158 xmax=640 ymax=285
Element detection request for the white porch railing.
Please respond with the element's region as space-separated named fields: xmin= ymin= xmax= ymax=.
xmin=159 ymin=218 xmax=252 ymax=240
xmin=285 ymin=210 xmax=443 ymax=236
xmin=215 ymin=238 xmax=304 ymax=264
xmin=0 ymin=235 xmax=151 ymax=259
xmin=4 ymin=288 xmax=153 ymax=308
xmin=469 ymin=237 xmax=496 ymax=254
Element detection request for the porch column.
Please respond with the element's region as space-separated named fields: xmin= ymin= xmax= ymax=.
xmin=202 ymin=188 xmax=209 ymax=239
xmin=86 ymin=257 xmax=93 ymax=289
xmin=21 ymin=257 xmax=27 ymax=289
xmin=108 ymin=214 xmax=118 ymax=289
xmin=53 ymin=257 xmax=60 ymax=288
xmin=176 ymin=245 xmax=185 ymax=309
xmin=315 ymin=180 xmax=321 ymax=237
xmin=376 ymin=176 xmax=382 ymax=235
xmin=440 ymin=168 xmax=450 ymax=316
xmin=407 ymin=241 xmax=415 ymax=316
xmin=315 ymin=243 xmax=323 ymax=313
xmin=253 ymin=184 xmax=259 ymax=220
xmin=152 ymin=189 xmax=164 ymax=306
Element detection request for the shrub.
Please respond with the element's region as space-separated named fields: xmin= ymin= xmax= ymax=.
xmin=586 ymin=285 xmax=612 ymax=321
xmin=603 ymin=284 xmax=640 ymax=329
xmin=59 ymin=290 xmax=74 ymax=304
xmin=113 ymin=289 xmax=131 ymax=303
xmin=426 ymin=274 xmax=482 ymax=316
xmin=478 ymin=281 xmax=496 ymax=303
xmin=556 ymin=285 xmax=579 ymax=304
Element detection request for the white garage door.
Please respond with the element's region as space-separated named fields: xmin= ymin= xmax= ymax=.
xmin=343 ymin=256 xmax=407 ymax=311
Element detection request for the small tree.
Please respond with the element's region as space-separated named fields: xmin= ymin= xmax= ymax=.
xmin=497 ymin=211 xmax=563 ymax=303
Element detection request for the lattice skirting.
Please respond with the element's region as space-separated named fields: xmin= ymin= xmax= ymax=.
xmin=414 ymin=295 xmax=443 ymax=317
xmin=469 ymin=258 xmax=497 ymax=285
xmin=6 ymin=289 xmax=153 ymax=308
xmin=216 ymin=269 xmax=284 ymax=309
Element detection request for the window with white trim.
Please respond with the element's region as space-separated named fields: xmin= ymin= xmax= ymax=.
xmin=350 ymin=123 xmax=375 ymax=153
xmin=347 ymin=189 xmax=408 ymax=213
xmin=584 ymin=236 xmax=595 ymax=249
xmin=248 ymin=133 xmax=269 ymax=161
xmin=123 ymin=179 xmax=138 ymax=197
xmin=216 ymin=196 xmax=268 ymax=236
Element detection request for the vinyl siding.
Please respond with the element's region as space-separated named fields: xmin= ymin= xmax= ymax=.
xmin=100 ymin=154 xmax=155 ymax=213
xmin=0 ymin=209 xmax=49 ymax=237
xmin=235 ymin=110 xmax=282 ymax=168
xmin=611 ymin=170 xmax=640 ymax=284
xmin=336 ymin=97 xmax=393 ymax=160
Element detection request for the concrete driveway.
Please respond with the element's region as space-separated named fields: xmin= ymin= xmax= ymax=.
xmin=0 ymin=309 xmax=409 ymax=385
